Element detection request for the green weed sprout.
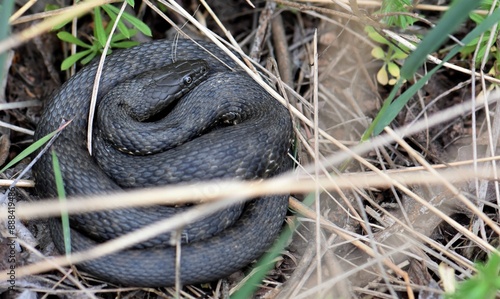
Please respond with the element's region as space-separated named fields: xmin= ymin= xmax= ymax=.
xmin=445 ymin=253 xmax=500 ymax=299
xmin=51 ymin=1 xmax=151 ymax=70
xmin=378 ymin=0 xmax=417 ymax=29
xmin=366 ymin=26 xmax=409 ymax=85
xmin=461 ymin=1 xmax=500 ymax=78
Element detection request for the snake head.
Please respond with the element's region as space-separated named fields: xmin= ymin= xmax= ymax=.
xmin=118 ymin=59 xmax=210 ymax=122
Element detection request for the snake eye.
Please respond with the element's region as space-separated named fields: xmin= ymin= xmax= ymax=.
xmin=183 ymin=76 xmax=193 ymax=85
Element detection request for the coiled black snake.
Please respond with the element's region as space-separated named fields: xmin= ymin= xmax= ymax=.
xmin=32 ymin=39 xmax=293 ymax=286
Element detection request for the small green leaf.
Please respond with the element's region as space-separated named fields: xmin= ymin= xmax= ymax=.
xmin=102 ymin=5 xmax=129 ymax=39
xmin=122 ymin=14 xmax=152 ymax=37
xmin=378 ymin=0 xmax=416 ymax=29
xmin=111 ymin=29 xmax=137 ymax=42
xmin=126 ymin=0 xmax=135 ymax=7
xmin=392 ymin=48 xmax=408 ymax=60
xmin=102 ymin=6 xmax=133 ymax=39
xmin=109 ymin=19 xmax=132 ymax=40
xmin=465 ymin=36 xmax=482 ymax=48
xmin=61 ymin=49 xmax=93 ymax=70
xmin=377 ymin=66 xmax=389 ymax=85
xmin=44 ymin=4 xmax=60 ymax=11
xmin=366 ymin=26 xmax=388 ymax=44
xmin=104 ymin=4 xmax=152 ymax=37
xmin=367 ymin=6 xmax=500 ymax=138
xmin=116 ymin=21 xmax=131 ymax=39
xmin=80 ymin=50 xmax=99 ymax=65
xmin=101 ymin=5 xmax=117 ymax=18
xmin=57 ymin=32 xmax=92 ymax=48
xmin=93 ymin=7 xmax=108 ymax=48
xmin=476 ymin=45 xmax=489 ymax=63
xmin=387 ymin=61 xmax=400 ymax=78
xmin=371 ymin=46 xmax=386 ymax=59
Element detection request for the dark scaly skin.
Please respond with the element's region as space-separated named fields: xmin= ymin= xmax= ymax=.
xmin=33 ymin=39 xmax=293 ymax=286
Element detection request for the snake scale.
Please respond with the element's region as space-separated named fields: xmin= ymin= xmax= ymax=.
xmin=32 ymin=39 xmax=293 ymax=286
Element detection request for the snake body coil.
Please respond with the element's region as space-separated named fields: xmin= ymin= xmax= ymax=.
xmin=33 ymin=39 xmax=293 ymax=286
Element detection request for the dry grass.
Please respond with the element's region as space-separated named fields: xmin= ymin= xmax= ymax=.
xmin=1 ymin=0 xmax=499 ymax=298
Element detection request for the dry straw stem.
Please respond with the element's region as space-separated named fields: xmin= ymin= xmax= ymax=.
xmin=9 ymin=0 xmax=120 ymax=25
xmin=294 ymin=0 xmax=490 ymax=15
xmin=301 ymin=88 xmax=499 ymax=176
xmin=1 ymin=163 xmax=498 ymax=283
xmin=0 ymin=100 xmax=40 ymax=110
xmin=312 ymin=29 xmax=323 ymax=287
xmin=8 ymin=0 xmax=37 ymax=23
xmin=0 ymin=179 xmax=33 ymax=188
xmin=86 ymin=0 xmax=129 ymax=155
xmin=0 ymin=164 xmax=498 ymax=222
xmin=0 ymin=119 xmax=34 ymax=135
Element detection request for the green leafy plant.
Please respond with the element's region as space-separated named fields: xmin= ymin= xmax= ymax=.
xmin=460 ymin=0 xmax=500 ymax=78
xmin=54 ymin=2 xmax=152 ymax=70
xmin=365 ymin=0 xmax=416 ymax=85
xmin=446 ymin=253 xmax=500 ymax=299
xmin=362 ymin=0 xmax=485 ymax=140
xmin=377 ymin=0 xmax=417 ymax=29
xmin=366 ymin=26 xmax=409 ymax=85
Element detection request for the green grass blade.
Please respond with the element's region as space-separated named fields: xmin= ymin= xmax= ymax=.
xmin=0 ymin=0 xmax=15 ymax=85
xmin=456 ymin=8 xmax=500 ymax=48
xmin=361 ymin=79 xmax=403 ymax=140
xmin=401 ymin=0 xmax=480 ymax=79
xmin=232 ymin=192 xmax=314 ymax=298
xmin=51 ymin=149 xmax=71 ymax=255
xmin=231 ymin=210 xmax=296 ymax=299
xmin=0 ymin=130 xmax=60 ymax=174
